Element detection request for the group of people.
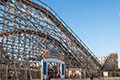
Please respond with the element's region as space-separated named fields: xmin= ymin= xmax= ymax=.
xmin=47 ymin=69 xmax=60 ymax=80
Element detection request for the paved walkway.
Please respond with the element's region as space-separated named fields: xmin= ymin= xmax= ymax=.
xmin=51 ymin=77 xmax=120 ymax=80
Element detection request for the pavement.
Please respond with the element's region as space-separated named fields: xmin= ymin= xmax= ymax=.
xmin=51 ymin=77 xmax=120 ymax=80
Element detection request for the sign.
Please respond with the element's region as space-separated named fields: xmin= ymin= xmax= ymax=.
xmin=49 ymin=48 xmax=61 ymax=57
xmin=43 ymin=49 xmax=64 ymax=61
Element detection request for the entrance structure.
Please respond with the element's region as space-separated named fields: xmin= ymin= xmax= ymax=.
xmin=41 ymin=49 xmax=65 ymax=79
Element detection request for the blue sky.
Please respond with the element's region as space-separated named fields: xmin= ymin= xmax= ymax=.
xmin=39 ymin=0 xmax=120 ymax=68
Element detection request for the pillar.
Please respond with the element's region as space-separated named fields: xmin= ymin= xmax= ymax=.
xmin=60 ymin=63 xmax=65 ymax=78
